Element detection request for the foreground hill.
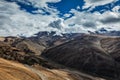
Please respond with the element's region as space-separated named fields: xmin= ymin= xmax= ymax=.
xmin=0 ymin=38 xmax=105 ymax=80
xmin=42 ymin=34 xmax=120 ymax=80
xmin=0 ymin=55 xmax=104 ymax=80
xmin=0 ymin=58 xmax=40 ymax=80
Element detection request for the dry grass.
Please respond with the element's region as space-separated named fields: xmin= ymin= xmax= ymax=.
xmin=0 ymin=58 xmax=41 ymax=80
xmin=0 ymin=58 xmax=104 ymax=80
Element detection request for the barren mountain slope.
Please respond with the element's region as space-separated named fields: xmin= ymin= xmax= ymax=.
xmin=3 ymin=37 xmax=46 ymax=55
xmin=0 ymin=58 xmax=105 ymax=80
xmin=0 ymin=41 xmax=53 ymax=66
xmin=42 ymin=35 xmax=120 ymax=79
xmin=0 ymin=58 xmax=41 ymax=80
xmin=0 ymin=32 xmax=84 ymax=56
xmin=100 ymin=38 xmax=120 ymax=63
xmin=0 ymin=38 xmax=105 ymax=80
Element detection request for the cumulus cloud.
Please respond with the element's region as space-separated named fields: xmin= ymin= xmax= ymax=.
xmin=82 ymin=22 xmax=96 ymax=28
xmin=100 ymin=16 xmax=120 ymax=24
xmin=83 ymin=0 xmax=118 ymax=9
xmin=63 ymin=7 xmax=120 ymax=32
xmin=12 ymin=0 xmax=61 ymax=8
xmin=112 ymin=6 xmax=120 ymax=12
xmin=14 ymin=0 xmax=61 ymax=15
xmin=48 ymin=19 xmax=64 ymax=30
xmin=0 ymin=0 xmax=120 ymax=37
xmin=63 ymin=9 xmax=99 ymax=32
xmin=0 ymin=0 xmax=61 ymax=37
xmin=99 ymin=10 xmax=120 ymax=23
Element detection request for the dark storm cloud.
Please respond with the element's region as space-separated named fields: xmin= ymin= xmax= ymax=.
xmin=49 ymin=19 xmax=63 ymax=29
xmin=100 ymin=17 xmax=120 ymax=24
xmin=82 ymin=22 xmax=96 ymax=28
xmin=0 ymin=15 xmax=9 ymax=19
xmin=0 ymin=15 xmax=11 ymax=25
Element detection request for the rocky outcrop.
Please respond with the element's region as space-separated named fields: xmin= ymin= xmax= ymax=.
xmin=3 ymin=37 xmax=46 ymax=55
xmin=0 ymin=41 xmax=46 ymax=66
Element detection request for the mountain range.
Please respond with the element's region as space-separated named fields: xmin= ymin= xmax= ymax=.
xmin=1 ymin=31 xmax=120 ymax=80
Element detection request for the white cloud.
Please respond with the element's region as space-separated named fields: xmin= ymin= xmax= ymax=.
xmin=83 ymin=0 xmax=118 ymax=9
xmin=14 ymin=0 xmax=61 ymax=8
xmin=28 ymin=0 xmax=61 ymax=8
xmin=0 ymin=0 xmax=61 ymax=37
xmin=0 ymin=0 xmax=120 ymax=37
xmin=63 ymin=8 xmax=120 ymax=32
xmin=63 ymin=13 xmax=71 ymax=18
xmin=112 ymin=6 xmax=120 ymax=12
xmin=77 ymin=6 xmax=80 ymax=10
xmin=32 ymin=9 xmax=45 ymax=14
xmin=12 ymin=0 xmax=61 ymax=15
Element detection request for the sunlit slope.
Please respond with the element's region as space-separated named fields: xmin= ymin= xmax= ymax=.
xmin=0 ymin=58 xmax=41 ymax=80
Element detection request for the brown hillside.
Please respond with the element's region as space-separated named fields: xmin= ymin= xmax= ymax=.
xmin=0 ymin=58 xmax=105 ymax=80
xmin=0 ymin=36 xmax=106 ymax=80
xmin=42 ymin=35 xmax=120 ymax=79
xmin=3 ymin=37 xmax=45 ymax=55
xmin=0 ymin=58 xmax=41 ymax=80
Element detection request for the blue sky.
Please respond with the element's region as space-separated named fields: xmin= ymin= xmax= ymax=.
xmin=7 ymin=0 xmax=120 ymax=14
xmin=48 ymin=0 xmax=85 ymax=14
xmin=49 ymin=0 xmax=120 ymax=14
xmin=0 ymin=0 xmax=120 ymax=36
xmin=7 ymin=0 xmax=120 ymax=15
